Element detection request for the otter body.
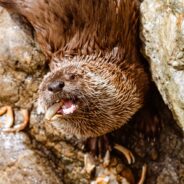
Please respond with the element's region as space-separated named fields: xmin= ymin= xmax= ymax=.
xmin=0 ymin=0 xmax=150 ymax=138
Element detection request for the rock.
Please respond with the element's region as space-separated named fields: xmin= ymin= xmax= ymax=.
xmin=0 ymin=8 xmax=45 ymax=74
xmin=0 ymin=132 xmax=63 ymax=184
xmin=156 ymin=158 xmax=184 ymax=184
xmin=0 ymin=7 xmax=46 ymax=109
xmin=140 ymin=0 xmax=184 ymax=130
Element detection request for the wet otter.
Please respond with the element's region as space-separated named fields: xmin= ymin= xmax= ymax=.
xmin=0 ymin=0 xmax=155 ymax=139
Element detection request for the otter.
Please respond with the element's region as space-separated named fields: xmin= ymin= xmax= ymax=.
xmin=0 ymin=0 xmax=158 ymax=142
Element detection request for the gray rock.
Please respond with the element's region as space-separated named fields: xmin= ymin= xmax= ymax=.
xmin=140 ymin=0 xmax=184 ymax=130
xmin=0 ymin=7 xmax=46 ymax=109
xmin=0 ymin=132 xmax=63 ymax=184
xmin=0 ymin=7 xmax=64 ymax=184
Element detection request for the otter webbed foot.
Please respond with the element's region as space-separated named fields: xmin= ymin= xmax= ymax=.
xmin=0 ymin=106 xmax=29 ymax=132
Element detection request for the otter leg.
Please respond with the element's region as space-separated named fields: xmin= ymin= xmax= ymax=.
xmin=85 ymin=135 xmax=112 ymax=168
xmin=133 ymin=105 xmax=161 ymax=161
xmin=2 ymin=109 xmax=29 ymax=133
xmin=137 ymin=84 xmax=163 ymax=139
xmin=0 ymin=106 xmax=14 ymax=128
xmin=114 ymin=144 xmax=135 ymax=165
xmin=85 ymin=135 xmax=112 ymax=158
xmin=133 ymin=85 xmax=163 ymax=160
xmin=136 ymin=107 xmax=161 ymax=139
xmin=138 ymin=164 xmax=147 ymax=184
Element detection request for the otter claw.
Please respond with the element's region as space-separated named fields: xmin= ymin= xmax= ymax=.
xmin=138 ymin=164 xmax=147 ymax=184
xmin=0 ymin=106 xmax=14 ymax=128
xmin=0 ymin=106 xmax=29 ymax=132
xmin=84 ymin=153 xmax=96 ymax=174
xmin=103 ymin=150 xmax=111 ymax=167
xmin=2 ymin=109 xmax=29 ymax=133
xmin=114 ymin=144 xmax=135 ymax=164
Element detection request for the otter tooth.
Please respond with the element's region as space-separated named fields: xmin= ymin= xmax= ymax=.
xmin=45 ymin=101 xmax=63 ymax=120
xmin=51 ymin=114 xmax=63 ymax=121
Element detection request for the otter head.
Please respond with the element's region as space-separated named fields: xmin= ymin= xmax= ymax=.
xmin=38 ymin=56 xmax=146 ymax=138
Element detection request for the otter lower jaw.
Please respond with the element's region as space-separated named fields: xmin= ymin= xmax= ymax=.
xmin=45 ymin=99 xmax=78 ymax=120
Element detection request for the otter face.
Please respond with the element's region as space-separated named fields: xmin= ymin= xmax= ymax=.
xmin=38 ymin=59 xmax=144 ymax=138
xmin=38 ymin=63 xmax=86 ymax=119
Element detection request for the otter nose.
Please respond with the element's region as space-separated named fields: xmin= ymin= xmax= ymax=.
xmin=47 ymin=81 xmax=65 ymax=92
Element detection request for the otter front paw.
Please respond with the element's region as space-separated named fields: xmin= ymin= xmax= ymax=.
xmin=85 ymin=135 xmax=111 ymax=158
xmin=0 ymin=106 xmax=29 ymax=132
xmin=84 ymin=135 xmax=135 ymax=170
xmin=0 ymin=106 xmax=14 ymax=128
xmin=84 ymin=135 xmax=112 ymax=169
xmin=84 ymin=136 xmax=147 ymax=184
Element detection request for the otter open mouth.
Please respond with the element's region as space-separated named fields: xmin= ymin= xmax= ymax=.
xmin=45 ymin=99 xmax=78 ymax=120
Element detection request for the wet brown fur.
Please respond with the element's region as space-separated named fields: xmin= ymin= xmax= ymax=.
xmin=0 ymin=0 xmax=150 ymax=138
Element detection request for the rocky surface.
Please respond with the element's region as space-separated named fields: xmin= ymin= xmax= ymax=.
xmin=0 ymin=7 xmax=65 ymax=184
xmin=0 ymin=132 xmax=63 ymax=184
xmin=0 ymin=8 xmax=46 ymax=109
xmin=140 ymin=0 xmax=184 ymax=130
xmin=0 ymin=2 xmax=183 ymax=184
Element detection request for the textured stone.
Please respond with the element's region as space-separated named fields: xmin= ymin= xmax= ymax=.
xmin=0 ymin=132 xmax=63 ymax=184
xmin=0 ymin=7 xmax=65 ymax=184
xmin=140 ymin=0 xmax=184 ymax=130
xmin=0 ymin=7 xmax=46 ymax=109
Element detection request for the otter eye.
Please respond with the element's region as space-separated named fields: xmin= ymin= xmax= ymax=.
xmin=69 ymin=74 xmax=76 ymax=80
xmin=65 ymin=73 xmax=77 ymax=81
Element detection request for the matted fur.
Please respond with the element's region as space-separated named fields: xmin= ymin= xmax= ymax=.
xmin=0 ymin=0 xmax=150 ymax=138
